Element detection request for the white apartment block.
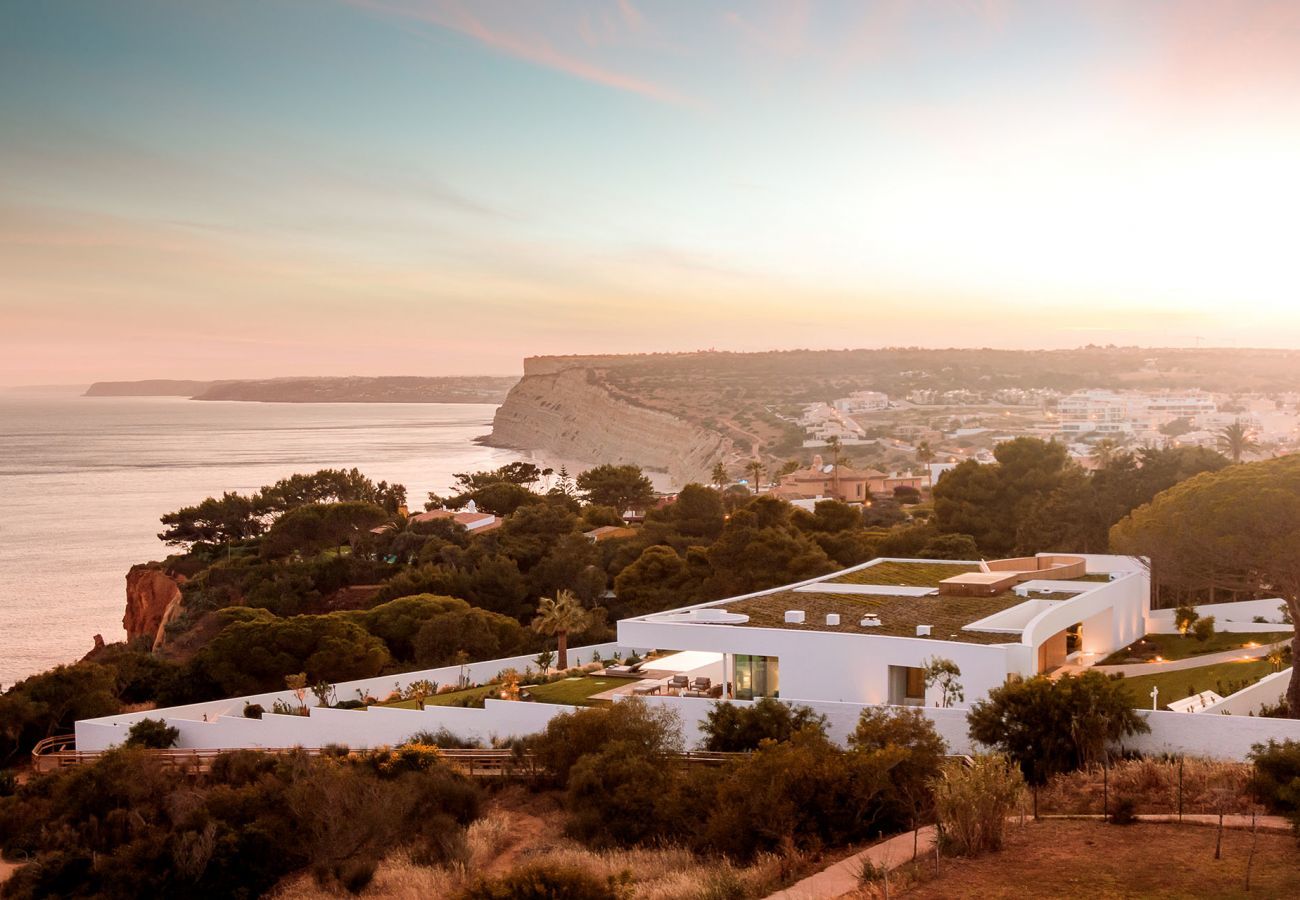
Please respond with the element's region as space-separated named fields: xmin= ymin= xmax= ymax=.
xmin=1057 ymin=390 xmax=1217 ymax=437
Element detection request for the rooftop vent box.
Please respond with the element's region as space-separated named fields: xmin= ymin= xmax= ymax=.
xmin=785 ymin=610 xmax=806 ymax=624
xmin=916 ymin=625 xmax=933 ymax=637
xmin=860 ymin=614 xmax=882 ymax=628
xmin=826 ymin=613 xmax=841 ymax=626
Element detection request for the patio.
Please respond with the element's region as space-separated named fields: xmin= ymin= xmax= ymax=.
xmin=589 ymin=650 xmax=727 ymax=701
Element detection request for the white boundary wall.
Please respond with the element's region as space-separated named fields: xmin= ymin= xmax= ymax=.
xmin=1201 ymin=668 xmax=1291 ymax=716
xmin=74 ymin=642 xmax=630 ymax=750
xmin=1125 ymin=708 xmax=1300 ymax=759
xmin=1148 ymin=599 xmax=1290 ymax=633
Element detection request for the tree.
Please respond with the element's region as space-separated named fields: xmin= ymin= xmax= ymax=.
xmin=1090 ymin=437 xmax=1123 ymax=469
xmin=710 ymin=461 xmax=729 ymax=489
xmin=1175 ymin=605 xmax=1200 ymax=638
xmin=699 ymin=698 xmax=827 ymax=751
xmin=647 ymin=483 xmax=725 ymax=542
xmin=1192 ymin=615 xmax=1216 ymax=642
xmin=702 ymin=496 xmax=835 ymax=597
xmin=917 ymin=533 xmax=979 ymax=560
xmin=530 ymin=589 xmax=591 ymax=670
xmin=916 ymin=440 xmax=935 ymax=466
xmin=966 ymin=672 xmax=1149 ymax=787
xmin=124 ymin=717 xmax=180 ymax=749
xmin=258 ymin=468 xmax=406 ymax=515
xmin=744 ymin=459 xmax=764 ymax=494
xmin=0 ymin=663 xmax=120 ymax=763
xmin=575 ymin=464 xmax=655 ymax=512
xmin=922 ymin=657 xmax=964 ymax=708
xmin=262 ymin=502 xmax=388 ymax=558
xmin=933 ymin=438 xmax=1076 ymax=555
xmin=158 ymin=491 xmax=263 ymax=550
xmin=189 ymin=608 xmax=391 ymax=696
xmin=1216 ymin=420 xmax=1258 ymax=463
xmin=1110 ymin=455 xmax=1300 ymax=715
xmin=613 ymin=545 xmax=692 ymax=616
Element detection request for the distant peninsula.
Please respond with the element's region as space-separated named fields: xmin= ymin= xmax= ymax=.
xmin=85 ymin=379 xmax=213 ymax=397
xmin=85 ymin=376 xmax=518 ymax=404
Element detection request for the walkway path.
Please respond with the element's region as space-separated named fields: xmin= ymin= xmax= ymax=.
xmin=1090 ymin=639 xmax=1287 ymax=677
xmin=766 ymin=826 xmax=936 ymax=899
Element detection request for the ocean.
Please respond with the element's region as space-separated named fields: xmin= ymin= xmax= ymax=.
xmin=0 ymin=392 xmax=522 ymax=687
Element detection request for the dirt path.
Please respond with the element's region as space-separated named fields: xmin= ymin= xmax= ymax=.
xmin=766 ymin=826 xmax=937 ymax=899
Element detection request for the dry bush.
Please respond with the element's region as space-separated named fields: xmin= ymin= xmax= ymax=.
xmin=932 ymin=755 xmax=1025 ymax=857
xmin=463 ymin=813 xmax=513 ymax=871
xmin=1038 ymin=758 xmax=1253 ymax=815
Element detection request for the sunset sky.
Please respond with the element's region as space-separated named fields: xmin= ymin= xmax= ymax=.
xmin=3 ymin=1 xmax=1300 ymax=384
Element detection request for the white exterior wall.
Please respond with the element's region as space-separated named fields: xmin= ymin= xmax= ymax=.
xmin=618 ymin=616 xmax=1015 ymax=708
xmin=1021 ymin=569 xmax=1148 ymax=663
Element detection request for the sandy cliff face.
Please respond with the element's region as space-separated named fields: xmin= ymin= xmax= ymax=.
xmin=124 ymin=564 xmax=186 ymax=650
xmin=489 ymin=368 xmax=726 ymax=487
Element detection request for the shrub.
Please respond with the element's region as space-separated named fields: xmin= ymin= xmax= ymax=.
xmin=1248 ymin=739 xmax=1300 ymax=814
xmin=694 ymin=730 xmax=903 ymax=860
xmin=457 ymin=861 xmax=622 ymax=900
xmin=0 ymin=769 xmax=16 ymax=797
xmin=932 ymin=755 xmax=1025 ymax=856
xmin=565 ymin=740 xmax=676 ymax=846
xmin=699 ymin=698 xmax=827 ymax=751
xmin=243 ymin=703 xmax=264 ymax=719
xmin=529 ymin=699 xmax=683 ymax=787
xmin=1110 ymin=795 xmax=1138 ymax=825
xmin=406 ymin=728 xmax=484 ymax=750
xmin=123 ymin=717 xmax=180 ymax=749
xmin=1192 ymin=616 xmax=1216 ymax=642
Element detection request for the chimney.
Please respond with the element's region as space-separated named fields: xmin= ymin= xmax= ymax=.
xmin=916 ymin=625 xmax=933 ymax=637
xmin=784 ymin=610 xmax=806 ymax=624
xmin=826 ymin=613 xmax=840 ymax=626
xmin=861 ymin=613 xmax=882 ymax=627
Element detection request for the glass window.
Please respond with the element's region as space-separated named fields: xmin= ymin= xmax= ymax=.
xmin=889 ymin=665 xmax=926 ymax=706
xmin=734 ymin=654 xmax=779 ymax=700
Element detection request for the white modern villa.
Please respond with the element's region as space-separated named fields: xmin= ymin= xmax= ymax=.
xmin=618 ymin=553 xmax=1149 ymax=708
xmin=69 ymin=551 xmax=1300 ymax=761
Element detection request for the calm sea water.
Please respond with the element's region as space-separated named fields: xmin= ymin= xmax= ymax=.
xmin=0 ymin=393 xmax=522 ymax=687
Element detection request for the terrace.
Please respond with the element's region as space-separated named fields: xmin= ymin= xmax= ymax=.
xmin=826 ymin=558 xmax=1113 ymax=590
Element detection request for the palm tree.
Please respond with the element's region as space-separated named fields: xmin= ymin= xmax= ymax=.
xmin=825 ymin=435 xmax=842 ymax=497
xmin=710 ymin=461 xmax=729 ymax=490
xmin=530 ymin=589 xmax=591 ymax=670
xmin=1216 ymin=420 xmax=1258 ymax=463
xmin=745 ymin=460 xmax=764 ymax=494
xmin=916 ymin=441 xmax=935 ymax=466
xmin=1091 ymin=437 xmax=1122 ymax=469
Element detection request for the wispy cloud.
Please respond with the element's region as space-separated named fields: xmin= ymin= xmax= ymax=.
xmin=343 ymin=0 xmax=694 ymax=107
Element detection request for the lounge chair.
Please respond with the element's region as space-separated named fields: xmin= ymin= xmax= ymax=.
xmin=692 ymin=676 xmax=711 ymax=691
xmin=669 ymin=674 xmax=691 ymax=691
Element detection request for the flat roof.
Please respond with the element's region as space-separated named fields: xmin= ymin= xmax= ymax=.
xmin=721 ymin=589 xmax=1078 ymax=645
xmin=827 ymin=560 xmax=1112 ymax=589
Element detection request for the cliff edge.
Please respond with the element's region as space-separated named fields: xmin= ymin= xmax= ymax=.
xmin=124 ymin=564 xmax=187 ymax=651
xmin=488 ymin=367 xmax=726 ymax=487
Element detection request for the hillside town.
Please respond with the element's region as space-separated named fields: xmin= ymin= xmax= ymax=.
xmin=789 ymin=387 xmax=1295 ymax=493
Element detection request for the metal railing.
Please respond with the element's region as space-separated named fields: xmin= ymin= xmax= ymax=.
xmin=32 ymin=737 xmax=743 ymax=776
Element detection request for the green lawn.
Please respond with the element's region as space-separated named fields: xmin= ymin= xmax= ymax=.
xmin=423 ymin=684 xmax=500 ymax=707
xmin=830 ymin=560 xmax=980 ymax=587
xmin=524 ymin=675 xmax=640 ymax=706
xmin=1100 ymin=631 xmax=1290 ymax=664
xmin=1117 ymin=659 xmax=1277 ymax=710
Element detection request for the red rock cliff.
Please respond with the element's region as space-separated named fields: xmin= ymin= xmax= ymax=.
xmin=124 ymin=564 xmax=186 ymax=647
